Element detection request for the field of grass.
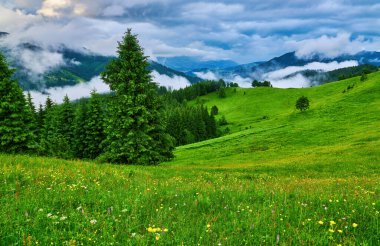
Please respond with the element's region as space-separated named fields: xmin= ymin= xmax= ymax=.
xmin=1 ymin=73 xmax=379 ymax=245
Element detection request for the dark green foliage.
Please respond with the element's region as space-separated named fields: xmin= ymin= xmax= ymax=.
xmin=41 ymin=96 xmax=75 ymax=158
xmin=0 ymin=53 xmax=35 ymax=153
xmin=164 ymin=80 xmax=225 ymax=103
xmin=83 ymin=91 xmax=105 ymax=159
xmin=360 ymin=73 xmax=368 ymax=81
xmin=211 ymin=105 xmax=219 ymax=116
xmin=165 ymin=105 xmax=217 ymax=146
xmin=227 ymin=82 xmax=239 ymax=88
xmin=100 ymin=29 xmax=173 ymax=165
xmin=334 ymin=64 xmax=377 ymax=81
xmin=73 ymin=101 xmax=88 ymax=159
xmin=219 ymin=115 xmax=228 ymax=126
xmin=252 ymin=80 xmax=273 ymax=87
xmin=218 ymin=87 xmax=227 ymax=98
xmin=296 ymin=96 xmax=310 ymax=111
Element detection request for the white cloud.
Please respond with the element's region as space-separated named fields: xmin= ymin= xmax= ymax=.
xmin=294 ymin=33 xmax=375 ymax=58
xmin=262 ymin=60 xmax=359 ymax=88
xmin=193 ymin=71 xmax=218 ymax=81
xmin=16 ymin=48 xmax=65 ymax=75
xmin=151 ymin=70 xmax=190 ymax=90
xmin=182 ymin=2 xmax=244 ymax=19
xmin=28 ymin=76 xmax=110 ymax=105
xmin=264 ymin=60 xmax=359 ymax=80
xmin=269 ymin=74 xmax=311 ymax=89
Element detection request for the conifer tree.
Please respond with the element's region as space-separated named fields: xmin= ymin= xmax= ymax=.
xmin=40 ymin=97 xmax=57 ymax=155
xmin=101 ymin=29 xmax=174 ymax=165
xmin=83 ymin=90 xmax=105 ymax=159
xmin=55 ymin=95 xmax=75 ymax=158
xmin=0 ymin=53 xmax=35 ymax=153
xmin=73 ymin=101 xmax=88 ymax=159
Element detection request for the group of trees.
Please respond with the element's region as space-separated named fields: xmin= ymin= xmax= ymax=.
xmin=165 ymin=105 xmax=217 ymax=146
xmin=0 ymin=30 xmax=175 ymax=165
xmin=0 ymin=30 xmax=226 ymax=165
xmin=252 ymin=80 xmax=273 ymax=88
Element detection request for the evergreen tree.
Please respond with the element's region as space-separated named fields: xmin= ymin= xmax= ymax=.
xmin=40 ymin=97 xmax=56 ymax=156
xmin=101 ymin=29 xmax=173 ymax=165
xmin=73 ymin=101 xmax=88 ymax=159
xmin=0 ymin=53 xmax=35 ymax=153
xmin=211 ymin=105 xmax=219 ymax=116
xmin=83 ymin=90 xmax=105 ymax=159
xmin=56 ymin=95 xmax=75 ymax=158
xmin=218 ymin=87 xmax=226 ymax=98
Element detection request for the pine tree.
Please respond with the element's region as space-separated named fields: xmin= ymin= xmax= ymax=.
xmin=40 ymin=97 xmax=56 ymax=156
xmin=73 ymin=101 xmax=88 ymax=159
xmin=83 ymin=90 xmax=105 ymax=159
xmin=101 ymin=29 xmax=174 ymax=165
xmin=0 ymin=53 xmax=35 ymax=153
xmin=56 ymin=95 xmax=75 ymax=158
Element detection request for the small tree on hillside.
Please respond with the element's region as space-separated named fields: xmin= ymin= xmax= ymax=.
xmin=211 ymin=105 xmax=219 ymax=116
xmin=218 ymin=87 xmax=226 ymax=98
xmin=296 ymin=96 xmax=310 ymax=111
xmin=360 ymin=73 xmax=368 ymax=81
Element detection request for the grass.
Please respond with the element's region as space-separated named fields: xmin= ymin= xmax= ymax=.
xmin=1 ymin=73 xmax=379 ymax=245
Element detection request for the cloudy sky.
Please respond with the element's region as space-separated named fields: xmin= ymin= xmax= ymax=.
xmin=1 ymin=0 xmax=380 ymax=63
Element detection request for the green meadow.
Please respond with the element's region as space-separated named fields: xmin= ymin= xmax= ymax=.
xmin=1 ymin=73 xmax=379 ymax=245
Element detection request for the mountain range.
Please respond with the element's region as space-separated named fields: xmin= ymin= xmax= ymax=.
xmin=0 ymin=32 xmax=379 ymax=91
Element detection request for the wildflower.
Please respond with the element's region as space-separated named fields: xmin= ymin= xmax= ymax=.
xmin=329 ymin=229 xmax=334 ymax=233
xmin=318 ymin=221 xmax=324 ymax=225
xmin=147 ymin=227 xmax=153 ymax=233
xmin=352 ymin=223 xmax=358 ymax=228
xmin=207 ymin=224 xmax=211 ymax=228
xmin=47 ymin=213 xmax=52 ymax=218
xmin=330 ymin=221 xmax=336 ymax=226
xmin=163 ymin=228 xmax=169 ymax=232
xmin=338 ymin=230 xmax=343 ymax=233
xmin=90 ymin=219 xmax=97 ymax=225
xmin=60 ymin=216 xmax=67 ymax=221
xmin=337 ymin=244 xmax=342 ymax=246
xmin=155 ymin=234 xmax=160 ymax=241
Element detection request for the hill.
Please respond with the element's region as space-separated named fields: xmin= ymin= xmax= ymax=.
xmin=1 ymin=72 xmax=379 ymax=244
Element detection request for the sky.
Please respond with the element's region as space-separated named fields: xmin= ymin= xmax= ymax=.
xmin=1 ymin=0 xmax=380 ymax=64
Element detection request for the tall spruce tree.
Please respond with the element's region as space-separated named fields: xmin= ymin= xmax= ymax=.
xmin=101 ymin=29 xmax=174 ymax=165
xmin=83 ymin=90 xmax=105 ymax=159
xmin=56 ymin=95 xmax=75 ymax=158
xmin=0 ymin=53 xmax=35 ymax=153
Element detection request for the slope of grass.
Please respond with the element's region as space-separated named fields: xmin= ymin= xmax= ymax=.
xmin=0 ymin=73 xmax=379 ymax=245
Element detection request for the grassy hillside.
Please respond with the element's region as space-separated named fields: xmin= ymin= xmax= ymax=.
xmin=0 ymin=73 xmax=379 ymax=245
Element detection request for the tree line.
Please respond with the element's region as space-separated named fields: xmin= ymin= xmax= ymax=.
xmin=0 ymin=30 xmax=223 ymax=165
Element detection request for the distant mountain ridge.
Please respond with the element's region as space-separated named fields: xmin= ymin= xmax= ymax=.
xmin=0 ymin=38 xmax=202 ymax=91
xmin=157 ymin=56 xmax=238 ymax=72
xmin=187 ymin=51 xmax=380 ymax=85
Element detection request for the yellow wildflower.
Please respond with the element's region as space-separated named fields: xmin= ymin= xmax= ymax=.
xmin=338 ymin=230 xmax=343 ymax=234
xmin=329 ymin=229 xmax=334 ymax=233
xmin=163 ymin=228 xmax=169 ymax=232
xmin=318 ymin=221 xmax=324 ymax=225
xmin=207 ymin=224 xmax=211 ymax=228
xmin=352 ymin=223 xmax=358 ymax=228
xmin=330 ymin=221 xmax=336 ymax=226
xmin=147 ymin=227 xmax=153 ymax=233
xmin=155 ymin=234 xmax=160 ymax=241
